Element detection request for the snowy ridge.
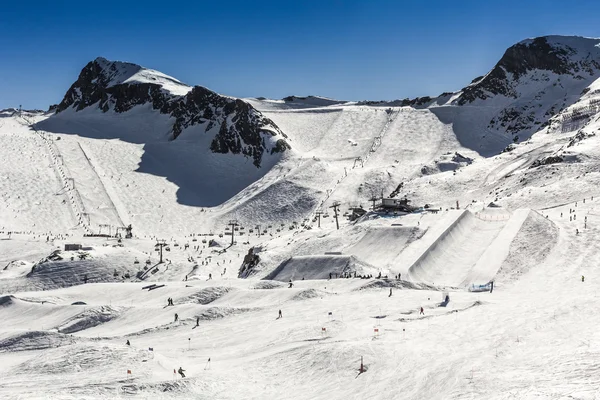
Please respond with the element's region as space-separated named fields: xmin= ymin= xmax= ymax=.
xmin=93 ymin=57 xmax=192 ymax=96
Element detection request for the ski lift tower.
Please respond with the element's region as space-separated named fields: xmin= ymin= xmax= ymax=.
xmin=155 ymin=240 xmax=167 ymax=264
xmin=315 ymin=209 xmax=323 ymax=228
xmin=228 ymin=220 xmax=239 ymax=246
xmin=369 ymin=195 xmax=379 ymax=210
xmin=330 ymin=201 xmax=341 ymax=230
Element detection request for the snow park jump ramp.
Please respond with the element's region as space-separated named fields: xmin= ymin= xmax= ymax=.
xmin=265 ymin=255 xmax=378 ymax=282
xmin=407 ymin=208 xmax=531 ymax=288
xmin=345 ymin=226 xmax=420 ymax=270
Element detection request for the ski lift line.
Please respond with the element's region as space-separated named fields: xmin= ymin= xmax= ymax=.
xmin=19 ymin=116 xmax=92 ymax=234
xmin=308 ymin=108 xmax=400 ymax=221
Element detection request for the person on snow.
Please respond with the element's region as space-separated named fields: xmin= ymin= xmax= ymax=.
xmin=126 ymin=340 xmax=130 ymax=346
xmin=196 ymin=317 xmax=200 ymax=326
xmin=582 ymin=275 xmax=585 ymax=283
xmin=174 ymin=313 xmax=179 ymax=322
xmin=420 ymin=307 xmax=424 ymax=315
xmin=278 ymin=309 xmax=282 ymax=319
xmin=178 ymin=367 xmax=186 ymax=378
xmin=389 ymin=288 xmax=393 ymax=297
xmin=288 ymin=279 xmax=293 ymax=288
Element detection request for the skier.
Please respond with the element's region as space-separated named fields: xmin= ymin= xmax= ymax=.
xmin=196 ymin=317 xmax=200 ymax=327
xmin=389 ymin=288 xmax=392 ymax=297
xmin=126 ymin=340 xmax=130 ymax=346
xmin=420 ymin=307 xmax=424 ymax=315
xmin=278 ymin=309 xmax=282 ymax=319
xmin=208 ymin=273 xmax=212 ymax=280
xmin=174 ymin=313 xmax=179 ymax=322
xmin=582 ymin=275 xmax=585 ymax=283
xmin=288 ymin=279 xmax=293 ymax=288
xmin=178 ymin=367 xmax=186 ymax=378
xmin=490 ymin=281 xmax=494 ymax=293
xmin=329 ymin=272 xmax=332 ymax=280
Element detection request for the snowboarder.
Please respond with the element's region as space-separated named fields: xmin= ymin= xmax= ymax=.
xmin=288 ymin=279 xmax=293 ymax=288
xmin=178 ymin=367 xmax=186 ymax=378
xmin=420 ymin=307 xmax=424 ymax=315
xmin=278 ymin=309 xmax=282 ymax=319
xmin=174 ymin=313 xmax=179 ymax=322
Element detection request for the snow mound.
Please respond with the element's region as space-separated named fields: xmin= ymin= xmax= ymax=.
xmin=290 ymin=288 xmax=328 ymax=300
xmin=252 ymin=281 xmax=286 ymax=290
xmin=495 ymin=210 xmax=559 ymax=283
xmin=0 ymin=331 xmax=79 ymax=352
xmin=265 ymin=255 xmax=378 ymax=281
xmin=56 ymin=305 xmax=122 ymax=334
xmin=179 ymin=286 xmax=235 ymax=305
xmin=358 ymin=279 xmax=437 ymax=291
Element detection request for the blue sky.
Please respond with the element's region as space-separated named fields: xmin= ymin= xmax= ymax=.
xmin=1 ymin=0 xmax=599 ymax=109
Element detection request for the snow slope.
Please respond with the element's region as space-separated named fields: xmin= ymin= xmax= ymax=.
xmin=4 ymin=35 xmax=600 ymax=399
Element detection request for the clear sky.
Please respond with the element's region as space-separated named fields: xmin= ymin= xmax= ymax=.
xmin=1 ymin=0 xmax=600 ymax=110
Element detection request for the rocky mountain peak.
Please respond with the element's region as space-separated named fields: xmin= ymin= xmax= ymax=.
xmin=458 ymin=36 xmax=600 ymax=104
xmin=53 ymin=58 xmax=289 ymax=168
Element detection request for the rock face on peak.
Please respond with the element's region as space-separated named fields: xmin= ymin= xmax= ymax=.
xmin=458 ymin=36 xmax=600 ymax=104
xmin=54 ymin=58 xmax=289 ymax=168
xmin=450 ymin=36 xmax=600 ymax=140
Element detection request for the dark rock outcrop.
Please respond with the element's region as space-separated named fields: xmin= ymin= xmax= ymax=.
xmin=238 ymin=248 xmax=260 ymax=278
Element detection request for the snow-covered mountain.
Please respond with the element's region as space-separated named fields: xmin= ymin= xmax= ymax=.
xmin=454 ymin=35 xmax=600 ymax=140
xmin=51 ymin=57 xmax=289 ymax=168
